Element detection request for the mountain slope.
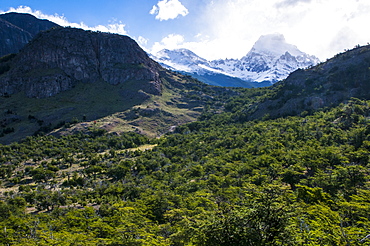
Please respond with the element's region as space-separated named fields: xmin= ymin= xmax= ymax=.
xmin=0 ymin=12 xmax=59 ymax=36
xmin=224 ymin=44 xmax=370 ymax=121
xmin=1 ymin=76 xmax=370 ymax=245
xmin=0 ymin=26 xmax=235 ymax=144
xmin=0 ymin=12 xmax=59 ymax=57
xmin=0 ymin=26 xmax=162 ymax=98
xmin=0 ymin=18 xmax=33 ymax=57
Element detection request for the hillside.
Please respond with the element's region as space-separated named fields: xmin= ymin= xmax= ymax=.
xmin=1 ymin=93 xmax=370 ymax=245
xmin=0 ymin=26 xmax=238 ymax=144
xmin=222 ymin=44 xmax=370 ymax=122
xmin=0 ymin=12 xmax=59 ymax=57
xmin=0 ymin=26 xmax=162 ymax=98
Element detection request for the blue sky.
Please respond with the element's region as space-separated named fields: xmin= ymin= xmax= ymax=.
xmin=1 ymin=0 xmax=370 ymax=60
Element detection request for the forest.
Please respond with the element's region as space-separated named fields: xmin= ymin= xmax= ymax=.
xmin=0 ymin=92 xmax=370 ymax=245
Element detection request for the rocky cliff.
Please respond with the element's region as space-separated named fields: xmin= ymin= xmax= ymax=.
xmin=0 ymin=27 xmax=163 ymax=98
xmin=0 ymin=18 xmax=32 ymax=57
xmin=0 ymin=12 xmax=59 ymax=57
xmin=0 ymin=12 xmax=59 ymax=36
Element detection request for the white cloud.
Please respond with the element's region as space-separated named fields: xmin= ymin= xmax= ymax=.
xmin=150 ymin=0 xmax=189 ymax=21
xmin=150 ymin=33 xmax=239 ymax=61
xmin=151 ymin=34 xmax=185 ymax=54
xmin=275 ymin=0 xmax=312 ymax=8
xmin=4 ymin=2 xmax=370 ymax=62
xmin=191 ymin=0 xmax=370 ymax=60
xmin=137 ymin=36 xmax=149 ymax=47
xmin=1 ymin=6 xmax=127 ymax=35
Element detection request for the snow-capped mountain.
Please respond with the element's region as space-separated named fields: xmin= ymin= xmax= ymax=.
xmin=151 ymin=49 xmax=255 ymax=87
xmin=153 ymin=48 xmax=208 ymax=72
xmin=151 ymin=48 xmax=229 ymax=76
xmin=210 ymin=34 xmax=320 ymax=83
xmin=151 ymin=33 xmax=320 ymax=87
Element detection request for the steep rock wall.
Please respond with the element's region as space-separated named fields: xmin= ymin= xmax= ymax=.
xmin=0 ymin=27 xmax=163 ymax=98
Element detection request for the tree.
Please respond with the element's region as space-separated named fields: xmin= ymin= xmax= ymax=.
xmin=196 ymin=185 xmax=294 ymax=246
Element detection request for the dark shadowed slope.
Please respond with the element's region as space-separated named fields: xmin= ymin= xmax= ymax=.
xmin=0 ymin=12 xmax=59 ymax=57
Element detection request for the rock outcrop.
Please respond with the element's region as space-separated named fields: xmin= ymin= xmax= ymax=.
xmin=0 ymin=18 xmax=32 ymax=57
xmin=0 ymin=27 xmax=163 ymax=98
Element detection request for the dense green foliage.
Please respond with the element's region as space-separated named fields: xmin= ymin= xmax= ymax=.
xmin=1 ymin=98 xmax=370 ymax=245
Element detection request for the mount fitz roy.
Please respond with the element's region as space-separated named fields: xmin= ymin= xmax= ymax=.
xmin=151 ymin=34 xmax=320 ymax=87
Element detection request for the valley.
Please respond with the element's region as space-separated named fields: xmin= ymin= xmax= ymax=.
xmin=0 ymin=12 xmax=370 ymax=246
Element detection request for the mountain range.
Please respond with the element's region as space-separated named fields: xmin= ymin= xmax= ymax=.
xmin=151 ymin=34 xmax=320 ymax=87
xmin=0 ymin=13 xmax=319 ymax=88
xmin=1 ymin=12 xmax=370 ymax=144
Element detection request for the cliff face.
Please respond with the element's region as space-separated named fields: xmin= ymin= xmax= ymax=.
xmin=0 ymin=18 xmax=33 ymax=56
xmin=0 ymin=27 xmax=163 ymax=98
xmin=0 ymin=12 xmax=59 ymax=57
xmin=0 ymin=12 xmax=59 ymax=36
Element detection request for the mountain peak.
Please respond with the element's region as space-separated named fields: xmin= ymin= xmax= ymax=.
xmin=153 ymin=48 xmax=208 ymax=72
xmin=249 ymin=33 xmax=303 ymax=57
xmin=155 ymin=48 xmax=206 ymax=62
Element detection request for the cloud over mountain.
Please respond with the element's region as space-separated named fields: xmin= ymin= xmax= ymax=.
xmin=2 ymin=1 xmax=370 ymax=63
xmin=0 ymin=6 xmax=127 ymax=35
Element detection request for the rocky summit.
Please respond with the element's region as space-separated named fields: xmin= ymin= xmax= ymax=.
xmin=0 ymin=27 xmax=163 ymax=98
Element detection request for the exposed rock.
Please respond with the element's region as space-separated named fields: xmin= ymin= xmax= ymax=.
xmin=0 ymin=18 xmax=32 ymax=57
xmin=0 ymin=27 xmax=163 ymax=98
xmin=0 ymin=12 xmax=59 ymax=57
xmin=0 ymin=12 xmax=59 ymax=36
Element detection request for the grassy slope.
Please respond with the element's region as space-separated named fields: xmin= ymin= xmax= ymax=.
xmin=0 ymin=79 xmax=143 ymax=143
xmin=0 ymin=71 xmax=230 ymax=144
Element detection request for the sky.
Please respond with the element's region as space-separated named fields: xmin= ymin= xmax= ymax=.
xmin=1 ymin=0 xmax=370 ymax=61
